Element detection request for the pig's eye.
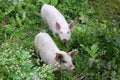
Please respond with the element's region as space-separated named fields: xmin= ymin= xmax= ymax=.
xmin=73 ymin=62 xmax=75 ymax=65
xmin=62 ymin=60 xmax=66 ymax=63
xmin=67 ymin=31 xmax=70 ymax=34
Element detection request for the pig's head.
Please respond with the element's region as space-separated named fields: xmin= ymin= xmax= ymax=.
xmin=55 ymin=49 xmax=77 ymax=72
xmin=56 ymin=21 xmax=74 ymax=43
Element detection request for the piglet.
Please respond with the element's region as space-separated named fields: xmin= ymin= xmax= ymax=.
xmin=34 ymin=31 xmax=77 ymax=72
xmin=41 ymin=4 xmax=74 ymax=43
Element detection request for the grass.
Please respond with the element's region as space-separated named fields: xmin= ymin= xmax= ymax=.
xmin=0 ymin=0 xmax=120 ymax=80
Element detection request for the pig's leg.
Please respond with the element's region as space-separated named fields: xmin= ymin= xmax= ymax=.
xmin=35 ymin=49 xmax=41 ymax=60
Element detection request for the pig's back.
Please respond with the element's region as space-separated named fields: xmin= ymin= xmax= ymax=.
xmin=41 ymin=4 xmax=67 ymax=31
xmin=41 ymin=4 xmax=64 ymax=19
xmin=34 ymin=32 xmax=60 ymax=64
xmin=35 ymin=32 xmax=59 ymax=51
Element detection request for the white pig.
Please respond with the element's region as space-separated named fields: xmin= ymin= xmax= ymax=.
xmin=34 ymin=31 xmax=77 ymax=72
xmin=41 ymin=4 xmax=74 ymax=43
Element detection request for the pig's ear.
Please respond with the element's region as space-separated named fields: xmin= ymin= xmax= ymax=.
xmin=56 ymin=22 xmax=61 ymax=30
xmin=69 ymin=49 xmax=77 ymax=59
xmin=55 ymin=53 xmax=63 ymax=61
xmin=69 ymin=21 xmax=74 ymax=30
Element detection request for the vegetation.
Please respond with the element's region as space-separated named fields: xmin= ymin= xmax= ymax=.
xmin=0 ymin=0 xmax=120 ymax=80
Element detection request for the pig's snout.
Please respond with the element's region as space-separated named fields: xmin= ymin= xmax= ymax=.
xmin=71 ymin=67 xmax=75 ymax=72
xmin=69 ymin=66 xmax=75 ymax=72
xmin=72 ymin=68 xmax=75 ymax=71
xmin=62 ymin=39 xmax=67 ymax=43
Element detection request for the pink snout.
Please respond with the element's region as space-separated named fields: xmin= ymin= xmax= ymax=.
xmin=62 ymin=39 xmax=67 ymax=43
xmin=70 ymin=67 xmax=75 ymax=72
xmin=68 ymin=66 xmax=75 ymax=72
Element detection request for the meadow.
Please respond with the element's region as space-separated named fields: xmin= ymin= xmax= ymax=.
xmin=0 ymin=0 xmax=120 ymax=80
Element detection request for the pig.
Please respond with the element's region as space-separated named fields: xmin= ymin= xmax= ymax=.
xmin=34 ymin=31 xmax=77 ymax=72
xmin=41 ymin=4 xmax=74 ymax=43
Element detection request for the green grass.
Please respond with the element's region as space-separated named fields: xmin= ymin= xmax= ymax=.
xmin=0 ymin=0 xmax=120 ymax=80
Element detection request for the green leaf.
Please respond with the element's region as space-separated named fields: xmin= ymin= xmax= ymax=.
xmin=22 ymin=12 xmax=26 ymax=21
xmin=17 ymin=50 xmax=31 ymax=60
xmin=51 ymin=0 xmax=58 ymax=6
xmin=4 ymin=6 xmax=14 ymax=16
xmin=0 ymin=10 xmax=3 ymax=20
xmin=81 ymin=44 xmax=98 ymax=59
xmin=16 ymin=13 xmax=22 ymax=26
xmin=89 ymin=58 xmax=95 ymax=67
xmin=37 ymin=0 xmax=44 ymax=3
xmin=43 ymin=0 xmax=50 ymax=3
xmin=90 ymin=44 xmax=98 ymax=58
xmin=91 ymin=44 xmax=98 ymax=54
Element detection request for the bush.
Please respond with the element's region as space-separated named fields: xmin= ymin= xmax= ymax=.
xmin=0 ymin=0 xmax=120 ymax=80
xmin=0 ymin=42 xmax=55 ymax=80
